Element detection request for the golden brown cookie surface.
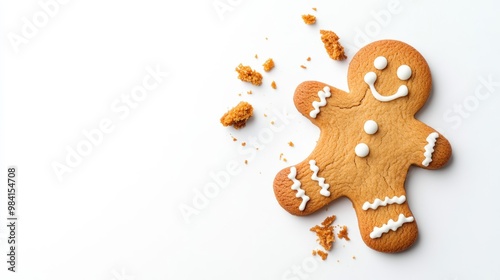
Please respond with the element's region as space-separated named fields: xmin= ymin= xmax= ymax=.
xmin=273 ymin=40 xmax=452 ymax=253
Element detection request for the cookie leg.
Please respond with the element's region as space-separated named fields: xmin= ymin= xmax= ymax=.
xmin=353 ymin=196 xmax=418 ymax=253
xmin=273 ymin=161 xmax=333 ymax=216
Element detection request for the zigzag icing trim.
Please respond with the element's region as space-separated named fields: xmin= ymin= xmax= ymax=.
xmin=288 ymin=167 xmax=310 ymax=211
xmin=422 ymin=132 xmax=439 ymax=167
xmin=309 ymin=86 xmax=331 ymax=118
xmin=369 ymin=214 xmax=414 ymax=239
xmin=362 ymin=195 xmax=406 ymax=211
xmin=309 ymin=160 xmax=330 ymax=197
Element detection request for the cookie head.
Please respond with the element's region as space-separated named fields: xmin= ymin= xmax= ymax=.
xmin=348 ymin=40 xmax=432 ymax=114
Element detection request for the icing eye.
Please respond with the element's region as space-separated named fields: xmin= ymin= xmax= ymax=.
xmin=374 ymin=56 xmax=387 ymax=70
xmin=397 ymin=65 xmax=412 ymax=81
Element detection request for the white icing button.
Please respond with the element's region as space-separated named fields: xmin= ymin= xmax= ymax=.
xmin=355 ymin=143 xmax=370 ymax=157
xmin=374 ymin=56 xmax=387 ymax=70
xmin=397 ymin=65 xmax=412 ymax=81
xmin=364 ymin=120 xmax=378 ymax=135
xmin=364 ymin=72 xmax=377 ymax=84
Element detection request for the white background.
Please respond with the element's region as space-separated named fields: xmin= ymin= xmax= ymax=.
xmin=1 ymin=0 xmax=499 ymax=279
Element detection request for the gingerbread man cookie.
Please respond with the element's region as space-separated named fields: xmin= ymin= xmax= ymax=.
xmin=273 ymin=40 xmax=452 ymax=253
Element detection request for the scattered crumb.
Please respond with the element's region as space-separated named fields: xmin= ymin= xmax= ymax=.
xmin=317 ymin=250 xmax=328 ymax=260
xmin=320 ymin=30 xmax=347 ymax=61
xmin=271 ymin=81 xmax=277 ymax=89
xmin=263 ymin=58 xmax=275 ymax=72
xmin=352 ymin=256 xmax=356 ymax=260
xmin=235 ymin=64 xmax=263 ymax=86
xmin=263 ymin=113 xmax=268 ymax=117
xmin=338 ymin=225 xmax=350 ymax=241
xmin=307 ymin=57 xmax=311 ymax=61
xmin=300 ymin=65 xmax=307 ymax=69
xmin=288 ymin=141 xmax=294 ymax=147
xmin=310 ymin=215 xmax=336 ymax=251
xmin=241 ymin=142 xmax=246 ymax=147
xmin=302 ymin=14 xmax=316 ymax=25
xmin=265 ymin=37 xmax=268 ymax=40
xmin=220 ymin=101 xmax=254 ymax=129
xmin=247 ymin=90 xmax=253 ymax=95
xmin=244 ymin=160 xmax=248 ymax=165
xmin=337 ymin=260 xmax=340 ymax=263
xmin=312 ymin=7 xmax=317 ymax=11
xmin=270 ymin=121 xmax=275 ymax=125
xmin=255 ymin=54 xmax=258 ymax=59
xmin=279 ymin=153 xmax=288 ymax=162
xmin=312 ymin=250 xmax=328 ymax=260
xmin=231 ymin=136 xmax=238 ymax=142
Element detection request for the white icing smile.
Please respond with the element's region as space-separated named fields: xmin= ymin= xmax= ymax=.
xmin=364 ymin=56 xmax=412 ymax=102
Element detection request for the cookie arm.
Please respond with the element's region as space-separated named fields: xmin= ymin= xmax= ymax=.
xmin=413 ymin=128 xmax=452 ymax=170
xmin=294 ymin=81 xmax=350 ymax=124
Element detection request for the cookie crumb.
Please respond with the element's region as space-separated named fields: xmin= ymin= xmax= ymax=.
xmin=231 ymin=136 xmax=238 ymax=142
xmin=271 ymin=121 xmax=275 ymax=125
xmin=300 ymin=65 xmax=307 ymax=69
xmin=271 ymin=81 xmax=277 ymax=89
xmin=279 ymin=153 xmax=284 ymax=160
xmin=263 ymin=58 xmax=275 ymax=72
xmin=288 ymin=141 xmax=294 ymax=147
xmin=317 ymin=250 xmax=328 ymax=260
xmin=312 ymin=7 xmax=317 ymax=11
xmin=235 ymin=64 xmax=263 ymax=86
xmin=312 ymin=250 xmax=328 ymax=260
xmin=352 ymin=256 xmax=356 ymax=260
xmin=307 ymin=57 xmax=311 ymax=61
xmin=247 ymin=90 xmax=253 ymax=95
xmin=241 ymin=142 xmax=246 ymax=147
xmin=320 ymin=30 xmax=347 ymax=61
xmin=310 ymin=215 xmax=336 ymax=251
xmin=244 ymin=160 xmax=248 ymax=165
xmin=263 ymin=113 xmax=268 ymax=117
xmin=255 ymin=54 xmax=258 ymax=59
xmin=220 ymin=101 xmax=254 ymax=129
xmin=302 ymin=14 xmax=316 ymax=25
xmin=338 ymin=225 xmax=350 ymax=241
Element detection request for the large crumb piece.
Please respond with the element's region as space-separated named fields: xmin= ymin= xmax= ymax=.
xmin=320 ymin=30 xmax=347 ymax=61
xmin=302 ymin=14 xmax=316 ymax=25
xmin=338 ymin=225 xmax=350 ymax=241
xmin=263 ymin=58 xmax=275 ymax=72
xmin=235 ymin=64 xmax=263 ymax=86
xmin=220 ymin=101 xmax=254 ymax=129
xmin=310 ymin=215 xmax=336 ymax=251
